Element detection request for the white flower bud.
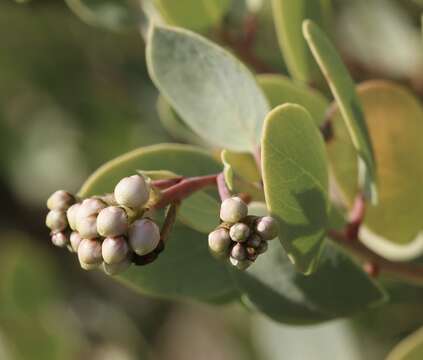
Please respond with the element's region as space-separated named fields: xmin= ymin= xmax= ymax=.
xmin=220 ymin=197 xmax=248 ymax=223
xmin=102 ymin=236 xmax=129 ymax=264
xmin=208 ymin=228 xmax=231 ymax=254
xmin=76 ymin=215 xmax=98 ymax=239
xmin=255 ymin=216 xmax=278 ymax=240
xmin=103 ymin=258 xmax=131 ymax=276
xmin=66 ymin=203 xmax=81 ymax=231
xmin=128 ymin=218 xmax=160 ymax=256
xmin=70 ymin=231 xmax=83 ymax=252
xmin=230 ymin=243 xmax=247 ymax=261
xmin=229 ymin=223 xmax=250 ymax=242
xmin=51 ymin=232 xmax=68 ymax=247
xmin=246 ymin=234 xmax=262 ymax=249
xmin=47 ymin=190 xmax=74 ymax=211
xmin=46 ymin=210 xmax=68 ymax=231
xmin=230 ymin=257 xmax=252 ymax=270
xmin=76 ymin=198 xmax=106 ymax=222
xmin=96 ymin=206 xmax=128 ymax=237
xmin=78 ymin=238 xmax=102 ymax=265
xmin=114 ymin=175 xmax=150 ymax=209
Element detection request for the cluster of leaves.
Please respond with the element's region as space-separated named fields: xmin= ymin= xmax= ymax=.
xmin=49 ymin=0 xmax=423 ymax=343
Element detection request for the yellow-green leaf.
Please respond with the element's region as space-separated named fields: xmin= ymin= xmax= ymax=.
xmin=327 ymin=80 xmax=423 ymax=260
xmin=386 ymin=326 xmax=423 ymax=360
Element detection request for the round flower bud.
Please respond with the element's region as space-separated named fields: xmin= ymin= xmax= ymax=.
xmin=220 ymin=197 xmax=248 ymax=223
xmin=96 ymin=206 xmax=128 ymax=237
xmin=70 ymin=231 xmax=83 ymax=252
xmin=102 ymin=236 xmax=129 ymax=264
xmin=66 ymin=203 xmax=81 ymax=231
xmin=76 ymin=198 xmax=106 ymax=223
xmin=230 ymin=257 xmax=252 ymax=270
xmin=246 ymin=247 xmax=258 ymax=261
xmin=128 ymin=218 xmax=160 ymax=256
xmin=255 ymin=216 xmax=278 ymax=240
xmin=257 ymin=240 xmax=268 ymax=254
xmin=76 ymin=215 xmax=98 ymax=239
xmin=51 ymin=232 xmax=68 ymax=247
xmin=103 ymin=258 xmax=131 ymax=276
xmin=114 ymin=175 xmax=150 ymax=209
xmin=229 ymin=223 xmax=250 ymax=242
xmin=208 ymin=228 xmax=231 ymax=254
xmin=47 ymin=190 xmax=74 ymax=211
xmin=80 ymin=261 xmax=100 ymax=271
xmin=246 ymin=234 xmax=262 ymax=249
xmin=78 ymin=238 xmax=102 ymax=265
xmin=230 ymin=243 xmax=247 ymax=261
xmin=46 ymin=210 xmax=68 ymax=231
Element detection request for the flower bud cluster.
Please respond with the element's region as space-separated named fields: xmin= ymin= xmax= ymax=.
xmin=209 ymin=197 xmax=278 ymax=270
xmin=45 ymin=175 xmax=162 ymax=275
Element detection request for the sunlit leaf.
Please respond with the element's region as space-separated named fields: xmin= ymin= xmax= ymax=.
xmin=147 ymin=25 xmax=270 ymax=152
xmin=262 ymin=104 xmax=329 ymax=274
xmin=386 ymin=326 xmax=423 ymax=360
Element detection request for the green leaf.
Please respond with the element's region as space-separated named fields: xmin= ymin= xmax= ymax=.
xmin=79 ymin=143 xmax=221 ymax=234
xmin=386 ymin=327 xmax=423 ymax=360
xmin=154 ymin=0 xmax=231 ymax=32
xmin=147 ymin=25 xmax=270 ymax=152
xmin=262 ymin=104 xmax=329 ymax=274
xmin=119 ymin=224 xmax=238 ymax=302
xmin=271 ymin=0 xmax=331 ymax=84
xmin=303 ymin=20 xmax=377 ymax=201
xmin=327 ymin=80 xmax=423 ymax=260
xmin=79 ymin=143 xmax=221 ymax=196
xmin=230 ymin=203 xmax=386 ymax=324
xmin=178 ymin=192 xmax=220 ymax=234
xmin=65 ymin=0 xmax=142 ymax=31
xmin=257 ymin=74 xmax=329 ymax=126
xmin=156 ymin=95 xmax=207 ymax=146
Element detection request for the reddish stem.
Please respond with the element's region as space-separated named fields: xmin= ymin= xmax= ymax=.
xmin=345 ymin=194 xmax=366 ymax=240
xmin=217 ymin=173 xmax=231 ymax=201
xmin=152 ymin=174 xmax=218 ymax=209
xmin=152 ymin=177 xmax=183 ymax=189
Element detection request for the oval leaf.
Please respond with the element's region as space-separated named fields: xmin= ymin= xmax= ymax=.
xmin=303 ymin=20 xmax=377 ymax=201
xmin=262 ymin=104 xmax=329 ymax=274
xmin=257 ymin=74 xmax=329 ymax=126
xmin=154 ymin=0 xmax=231 ymax=32
xmin=327 ymin=80 xmax=423 ymax=260
xmin=119 ymin=225 xmax=238 ymax=302
xmin=230 ymin=203 xmax=386 ymax=324
xmin=147 ymin=25 xmax=270 ymax=152
xmin=271 ymin=0 xmax=331 ymax=84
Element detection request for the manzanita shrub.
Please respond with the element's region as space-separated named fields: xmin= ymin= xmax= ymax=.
xmin=43 ymin=0 xmax=423 ymax=343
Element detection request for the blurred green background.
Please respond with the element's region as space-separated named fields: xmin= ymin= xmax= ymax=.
xmin=0 ymin=0 xmax=422 ymax=359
